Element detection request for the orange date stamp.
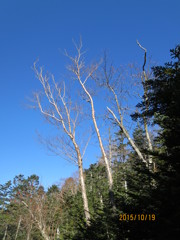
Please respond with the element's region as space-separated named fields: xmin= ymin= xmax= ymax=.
xmin=119 ymin=214 xmax=156 ymax=221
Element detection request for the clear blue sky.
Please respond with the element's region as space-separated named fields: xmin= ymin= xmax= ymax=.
xmin=0 ymin=0 xmax=179 ymax=189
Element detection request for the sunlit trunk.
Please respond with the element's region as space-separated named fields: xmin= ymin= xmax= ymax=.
xmin=15 ymin=216 xmax=22 ymax=240
xmin=3 ymin=225 xmax=7 ymax=240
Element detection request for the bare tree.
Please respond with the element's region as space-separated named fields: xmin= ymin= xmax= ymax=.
xmin=23 ymin=203 xmax=49 ymax=240
xmin=13 ymin=186 xmax=50 ymax=240
xmin=14 ymin=180 xmax=66 ymax=240
xmin=32 ymin=63 xmax=91 ymax=225
xmin=101 ymin=56 xmax=148 ymax=167
xmin=101 ymin=42 xmax=156 ymax=172
xmin=64 ymin=40 xmax=115 ymax=206
xmin=136 ymin=40 xmax=154 ymax=170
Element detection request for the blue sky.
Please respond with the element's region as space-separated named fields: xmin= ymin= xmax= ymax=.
xmin=0 ymin=0 xmax=179 ymax=189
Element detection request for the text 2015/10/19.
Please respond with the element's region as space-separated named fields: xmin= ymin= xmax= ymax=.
xmin=119 ymin=214 xmax=156 ymax=221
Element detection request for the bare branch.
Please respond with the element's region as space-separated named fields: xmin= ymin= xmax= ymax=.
xmin=107 ymin=106 xmax=147 ymax=166
xmin=81 ymin=133 xmax=91 ymax=159
xmin=137 ymin=41 xmax=154 ymax=170
xmin=136 ymin=39 xmax=147 ymax=75
xmin=65 ymin=40 xmax=115 ymax=209
xmin=32 ymin=58 xmax=91 ymax=224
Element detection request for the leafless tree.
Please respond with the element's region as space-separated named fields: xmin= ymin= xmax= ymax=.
xmin=100 ymin=42 xmax=155 ymax=172
xmin=15 ymin=183 xmax=66 ymax=240
xmin=136 ymin=40 xmax=154 ymax=171
xmin=13 ymin=187 xmax=50 ymax=240
xmin=100 ymin=55 xmax=148 ymax=167
xmin=32 ymin=63 xmax=91 ymax=225
xmin=64 ymin=40 xmax=115 ymax=206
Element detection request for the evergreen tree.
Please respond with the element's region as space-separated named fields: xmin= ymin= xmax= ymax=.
xmin=123 ymin=125 xmax=156 ymax=239
xmin=149 ymin=45 xmax=180 ymax=238
xmin=133 ymin=45 xmax=180 ymax=238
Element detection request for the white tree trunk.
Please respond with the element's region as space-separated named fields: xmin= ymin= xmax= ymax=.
xmin=80 ymin=82 xmax=113 ymax=190
xmin=109 ymin=128 xmax=112 ymax=167
xmin=37 ymin=221 xmax=50 ymax=240
xmin=40 ymin=229 xmax=50 ymax=240
xmin=100 ymin=193 xmax=103 ymax=206
xmin=107 ymin=107 xmax=148 ymax=167
xmin=65 ymin=44 xmax=114 ymax=205
xmin=89 ymin=96 xmax=115 ymax=207
xmin=22 ymin=201 xmax=50 ymax=240
xmin=33 ymin=66 xmax=91 ymax=225
xmin=137 ymin=40 xmax=154 ymax=171
xmin=75 ymin=142 xmax=90 ymax=225
xmin=26 ymin=224 xmax=32 ymax=240
xmin=124 ymin=180 xmax=127 ymax=192
xmin=143 ymin=117 xmax=153 ymax=166
xmin=3 ymin=225 xmax=7 ymax=240
xmin=74 ymin=71 xmax=115 ymax=206
xmin=15 ymin=216 xmax=22 ymax=240
xmin=142 ymin=72 xmax=153 ymax=168
xmin=57 ymin=227 xmax=60 ymax=240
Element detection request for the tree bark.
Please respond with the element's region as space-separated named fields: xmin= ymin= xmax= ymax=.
xmin=107 ymin=107 xmax=148 ymax=167
xmin=37 ymin=220 xmax=50 ymax=240
xmin=65 ymin=44 xmax=115 ymax=207
xmin=109 ymin=128 xmax=112 ymax=167
xmin=137 ymin=40 xmax=154 ymax=170
xmin=15 ymin=216 xmax=22 ymax=240
xmin=33 ymin=65 xmax=91 ymax=225
xmin=3 ymin=225 xmax=7 ymax=240
xmin=40 ymin=229 xmax=50 ymax=240
xmin=22 ymin=201 xmax=50 ymax=240
xmin=26 ymin=223 xmax=32 ymax=240
xmin=57 ymin=227 xmax=60 ymax=240
xmin=78 ymin=79 xmax=114 ymax=206
xmin=74 ymin=141 xmax=91 ymax=225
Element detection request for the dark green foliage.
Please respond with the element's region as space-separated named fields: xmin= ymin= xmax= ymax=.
xmin=122 ymin=126 xmax=156 ymax=239
xmin=47 ymin=184 xmax=59 ymax=195
xmin=0 ymin=181 xmax=12 ymax=206
xmin=131 ymin=45 xmax=180 ymax=238
xmin=146 ymin=45 xmax=180 ymax=238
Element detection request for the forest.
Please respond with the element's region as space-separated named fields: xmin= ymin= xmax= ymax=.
xmin=0 ymin=43 xmax=180 ymax=240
